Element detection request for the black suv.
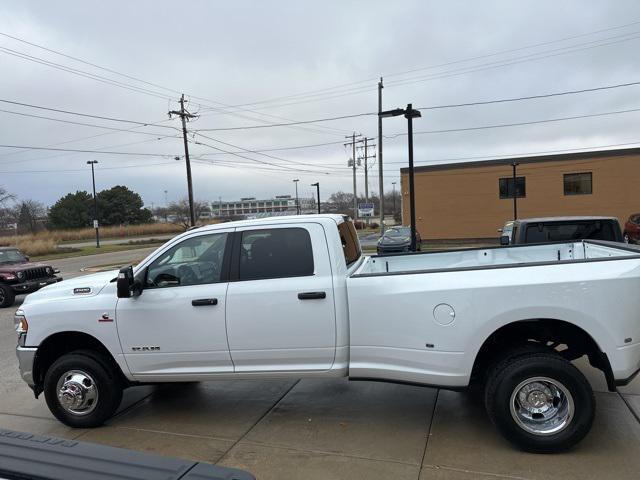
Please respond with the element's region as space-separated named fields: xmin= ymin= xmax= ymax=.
xmin=499 ymin=216 xmax=624 ymax=245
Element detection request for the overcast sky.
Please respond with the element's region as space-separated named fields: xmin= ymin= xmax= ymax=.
xmin=1 ymin=0 xmax=640 ymax=208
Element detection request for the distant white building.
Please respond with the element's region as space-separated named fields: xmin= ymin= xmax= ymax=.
xmin=212 ymin=195 xmax=316 ymax=217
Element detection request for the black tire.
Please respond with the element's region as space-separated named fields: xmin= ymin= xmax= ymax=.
xmin=484 ymin=351 xmax=595 ymax=453
xmin=0 ymin=284 xmax=15 ymax=308
xmin=44 ymin=351 xmax=123 ymax=428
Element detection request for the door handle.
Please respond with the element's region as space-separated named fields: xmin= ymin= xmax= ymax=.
xmin=192 ymin=298 xmax=218 ymax=306
xmin=297 ymin=291 xmax=326 ymax=300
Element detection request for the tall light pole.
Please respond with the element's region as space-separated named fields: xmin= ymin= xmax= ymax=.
xmin=293 ymin=179 xmax=300 ymax=214
xmin=377 ymin=77 xmax=384 ymax=234
xmin=392 ymin=181 xmax=397 ymax=219
xmin=311 ymin=182 xmax=320 ymax=214
xmin=512 ymin=162 xmax=519 ymax=221
xmin=87 ymin=160 xmax=100 ymax=248
xmin=379 ymin=104 xmax=422 ymax=251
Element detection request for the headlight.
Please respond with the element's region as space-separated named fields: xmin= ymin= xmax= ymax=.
xmin=16 ymin=271 xmax=25 ymax=281
xmin=46 ymin=267 xmax=53 ymax=276
xmin=14 ymin=310 xmax=28 ymax=335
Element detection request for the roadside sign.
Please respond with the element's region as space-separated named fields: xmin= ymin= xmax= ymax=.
xmin=93 ymin=220 xmax=99 ymax=229
xmin=358 ymin=203 xmax=374 ymax=217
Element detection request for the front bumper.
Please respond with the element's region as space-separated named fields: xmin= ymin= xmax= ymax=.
xmin=377 ymin=244 xmax=410 ymax=254
xmin=16 ymin=345 xmax=37 ymax=388
xmin=10 ymin=276 xmax=62 ymax=294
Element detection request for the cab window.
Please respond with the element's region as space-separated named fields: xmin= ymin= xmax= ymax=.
xmin=145 ymin=233 xmax=228 ymax=288
xmin=239 ymin=228 xmax=314 ymax=281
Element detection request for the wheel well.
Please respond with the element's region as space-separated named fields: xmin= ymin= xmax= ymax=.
xmin=33 ymin=331 xmax=127 ymax=396
xmin=471 ymin=319 xmax=615 ymax=391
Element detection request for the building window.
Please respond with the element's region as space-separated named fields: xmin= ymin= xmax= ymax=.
xmin=499 ymin=177 xmax=526 ymax=199
xmin=564 ymin=172 xmax=592 ymax=195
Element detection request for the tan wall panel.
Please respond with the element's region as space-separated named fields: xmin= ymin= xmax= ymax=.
xmin=400 ymin=154 xmax=640 ymax=240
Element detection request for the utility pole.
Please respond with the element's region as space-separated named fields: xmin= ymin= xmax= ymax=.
xmin=344 ymin=132 xmax=362 ymax=220
xmin=357 ymin=138 xmax=376 ymax=224
xmin=392 ymin=181 xmax=397 ymax=220
xmin=311 ymin=183 xmax=320 ymax=214
xmin=87 ymin=160 xmax=100 ymax=248
xmin=169 ymin=94 xmax=197 ymax=227
xmin=377 ymin=77 xmax=384 ymax=234
xmin=293 ymin=179 xmax=300 ymax=214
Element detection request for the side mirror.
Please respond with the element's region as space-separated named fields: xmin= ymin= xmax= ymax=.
xmin=117 ymin=266 xmax=135 ymax=298
xmin=500 ymin=235 xmax=510 ymax=246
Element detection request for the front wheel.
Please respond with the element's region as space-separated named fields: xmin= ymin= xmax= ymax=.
xmin=44 ymin=351 xmax=123 ymax=428
xmin=484 ymin=352 xmax=595 ymax=453
xmin=0 ymin=285 xmax=15 ymax=308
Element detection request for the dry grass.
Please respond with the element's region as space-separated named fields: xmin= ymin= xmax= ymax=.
xmin=15 ymin=238 xmax=59 ymax=257
xmin=0 ymin=222 xmax=186 ymax=248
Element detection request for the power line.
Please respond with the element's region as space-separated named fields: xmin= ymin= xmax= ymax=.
xmin=207 ymin=19 xmax=640 ymax=112
xmin=417 ymin=80 xmax=640 ymax=110
xmin=0 ymin=46 xmax=173 ymax=101
xmin=384 ymin=106 xmax=640 ymax=137
xmin=193 ymin=136 xmax=334 ymax=175
xmin=0 ymin=144 xmax=181 ymax=157
xmin=194 ymin=132 xmax=334 ymax=171
xmin=194 ymin=112 xmax=375 ymax=132
xmin=0 ymin=108 xmax=178 ymax=136
xmin=0 ymin=160 xmax=179 ymax=175
xmin=0 ymin=98 xmax=177 ymax=127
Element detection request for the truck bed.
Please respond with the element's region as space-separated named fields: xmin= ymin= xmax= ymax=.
xmin=354 ymin=240 xmax=639 ymax=276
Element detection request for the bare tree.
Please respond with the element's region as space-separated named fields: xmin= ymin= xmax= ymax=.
xmin=0 ymin=187 xmax=16 ymax=229
xmin=167 ymin=198 xmax=209 ymax=229
xmin=15 ymin=199 xmax=46 ymax=234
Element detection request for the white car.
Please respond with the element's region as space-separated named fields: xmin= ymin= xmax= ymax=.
xmin=15 ymin=214 xmax=640 ymax=452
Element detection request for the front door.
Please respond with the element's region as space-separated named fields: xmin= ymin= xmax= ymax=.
xmin=225 ymin=224 xmax=336 ymax=372
xmin=116 ymin=230 xmax=233 ymax=377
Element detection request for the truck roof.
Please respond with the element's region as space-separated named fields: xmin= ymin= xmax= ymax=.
xmin=187 ymin=214 xmax=346 ymax=234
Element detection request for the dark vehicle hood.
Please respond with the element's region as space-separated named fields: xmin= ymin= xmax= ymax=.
xmin=379 ymin=236 xmax=410 ymax=245
xmin=0 ymin=261 xmax=54 ymax=274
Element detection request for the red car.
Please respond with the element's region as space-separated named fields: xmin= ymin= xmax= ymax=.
xmin=0 ymin=247 xmax=62 ymax=307
xmin=623 ymin=214 xmax=640 ymax=244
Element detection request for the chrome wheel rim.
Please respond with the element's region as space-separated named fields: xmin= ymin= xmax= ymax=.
xmin=509 ymin=376 xmax=574 ymax=436
xmin=56 ymin=370 xmax=99 ymax=416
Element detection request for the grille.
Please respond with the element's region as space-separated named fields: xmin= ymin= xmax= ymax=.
xmin=21 ymin=267 xmax=51 ymax=281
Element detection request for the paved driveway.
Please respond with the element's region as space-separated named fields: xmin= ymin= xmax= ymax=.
xmin=1 ymin=250 xmax=640 ymax=479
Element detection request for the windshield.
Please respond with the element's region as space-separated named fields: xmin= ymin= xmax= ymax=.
xmin=0 ymin=249 xmax=26 ymax=264
xmin=385 ymin=227 xmax=410 ymax=238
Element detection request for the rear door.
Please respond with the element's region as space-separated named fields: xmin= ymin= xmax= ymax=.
xmin=225 ymin=223 xmax=336 ymax=372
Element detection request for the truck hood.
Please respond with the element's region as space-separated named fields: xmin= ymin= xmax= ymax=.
xmin=0 ymin=261 xmax=55 ymax=274
xmin=22 ymin=270 xmax=118 ymax=304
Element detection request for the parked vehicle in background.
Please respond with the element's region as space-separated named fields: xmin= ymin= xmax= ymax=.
xmin=499 ymin=216 xmax=623 ymax=245
xmin=15 ymin=215 xmax=640 ymax=452
xmin=377 ymin=226 xmax=421 ymax=253
xmin=0 ymin=247 xmax=61 ymax=308
xmin=623 ymin=213 xmax=640 ymax=244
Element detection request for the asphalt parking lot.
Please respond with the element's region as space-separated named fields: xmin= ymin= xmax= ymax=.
xmin=1 ymin=250 xmax=640 ymax=479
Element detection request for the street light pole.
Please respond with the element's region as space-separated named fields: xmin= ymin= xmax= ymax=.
xmin=379 ymin=105 xmax=421 ymax=252
xmin=311 ymin=183 xmax=320 ymax=214
xmin=293 ymin=179 xmax=300 ymax=215
xmin=405 ymin=104 xmax=418 ymax=252
xmin=392 ymin=181 xmax=397 ymax=219
xmin=87 ymin=160 xmax=100 ymax=248
xmin=512 ymin=162 xmax=519 ymax=221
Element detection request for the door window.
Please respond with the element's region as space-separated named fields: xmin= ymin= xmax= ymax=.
xmin=239 ymin=228 xmax=314 ymax=280
xmin=146 ymin=233 xmax=228 ymax=288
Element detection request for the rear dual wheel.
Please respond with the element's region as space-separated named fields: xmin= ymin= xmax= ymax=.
xmin=485 ymin=351 xmax=595 ymax=453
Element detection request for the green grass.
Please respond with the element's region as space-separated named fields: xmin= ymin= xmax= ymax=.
xmin=32 ymin=242 xmax=163 ymax=261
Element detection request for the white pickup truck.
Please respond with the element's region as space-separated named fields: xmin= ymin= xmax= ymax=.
xmin=14 ymin=214 xmax=640 ymax=452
